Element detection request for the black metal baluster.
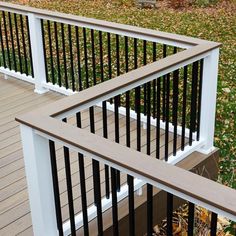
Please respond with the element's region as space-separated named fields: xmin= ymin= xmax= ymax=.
xmin=116 ymin=34 xmax=121 ymax=109
xmin=76 ymin=113 xmax=89 ymax=236
xmin=89 ymin=106 xmax=103 ymax=234
xmin=114 ymin=95 xmax=121 ymax=191
xmin=165 ymin=73 xmax=170 ymax=161
xmin=47 ymin=20 xmax=55 ymax=84
xmin=134 ymin=38 xmax=141 ymax=152
xmin=147 ymin=81 xmax=153 ymax=236
xmin=210 ymin=212 xmax=218 ymax=236
xmin=152 ymin=42 xmax=157 ymax=118
xmin=162 ymin=45 xmax=167 ymax=121
xmin=181 ymin=66 xmax=188 ymax=150
xmin=167 ymin=193 xmax=173 ymax=236
xmin=41 ymin=19 xmax=49 ymax=82
xmin=111 ymin=167 xmax=118 ymax=236
xmin=61 ymin=23 xmax=68 ymax=89
xmin=143 ymin=40 xmax=147 ymax=115
xmin=98 ymin=31 xmax=109 ymax=199
xmin=14 ymin=14 xmax=22 ymax=72
xmin=20 ymin=15 xmax=28 ymax=75
xmin=189 ymin=61 xmax=199 ymax=145
xmin=83 ymin=28 xmax=89 ymax=88
xmin=107 ymin=32 xmax=112 ymax=80
xmin=26 ymin=16 xmax=34 ymax=77
xmin=197 ymin=59 xmax=204 ymax=141
xmin=54 ymin=22 xmax=61 ymax=87
xmin=68 ymin=24 xmax=75 ymax=91
xmin=91 ymin=29 xmax=96 ymax=85
xmin=49 ymin=140 xmax=63 ymax=236
xmin=62 ymin=119 xmax=76 ymax=236
xmin=188 ymin=202 xmax=195 ymax=236
xmin=75 ymin=26 xmax=82 ymax=91
xmin=107 ymin=33 xmax=113 ymax=104
xmin=2 ymin=11 xmax=11 ymax=69
xmin=156 ymin=77 xmax=160 ymax=159
xmin=0 ymin=16 xmax=6 ymax=68
xmin=172 ymin=68 xmax=179 ymax=156
xmin=8 ymin=12 xmax=16 ymax=71
xmin=102 ymin=98 xmax=110 ymax=199
xmin=125 ymin=36 xmax=135 ymax=236
xmin=99 ymin=31 xmax=104 ymax=83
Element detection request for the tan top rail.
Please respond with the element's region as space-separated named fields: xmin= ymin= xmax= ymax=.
xmin=0 ymin=1 xmax=217 ymax=47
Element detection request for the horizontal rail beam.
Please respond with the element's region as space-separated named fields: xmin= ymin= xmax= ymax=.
xmin=0 ymin=1 xmax=219 ymax=48
xmin=16 ymin=116 xmax=236 ymax=221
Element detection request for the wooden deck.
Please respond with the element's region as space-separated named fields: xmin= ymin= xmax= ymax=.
xmin=0 ymin=76 xmax=183 ymax=235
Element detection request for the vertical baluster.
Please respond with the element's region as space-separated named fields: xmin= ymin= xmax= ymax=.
xmin=83 ymin=28 xmax=89 ymax=88
xmin=188 ymin=202 xmax=195 ymax=236
xmin=114 ymin=95 xmax=121 ymax=191
xmin=102 ymin=98 xmax=110 ymax=199
xmin=62 ymin=119 xmax=76 ymax=236
xmin=20 ymin=15 xmax=28 ymax=75
xmin=75 ymin=26 xmax=82 ymax=91
xmin=147 ymin=81 xmax=153 ymax=236
xmin=156 ymin=76 xmax=160 ymax=159
xmin=0 ymin=15 xmax=6 ymax=68
xmin=68 ymin=24 xmax=75 ymax=91
xmin=165 ymin=73 xmax=170 ymax=161
xmin=47 ymin=20 xmax=55 ymax=84
xmin=91 ymin=29 xmax=96 ymax=85
xmin=2 ymin=11 xmax=11 ymax=69
xmin=61 ymin=23 xmax=68 ymax=89
xmin=99 ymin=31 xmax=104 ymax=83
xmin=107 ymin=33 xmax=113 ymax=104
xmin=111 ymin=167 xmax=118 ymax=236
xmin=143 ymin=40 xmax=147 ymax=115
xmin=107 ymin=32 xmax=112 ymax=80
xmin=181 ymin=66 xmax=188 ymax=150
xmin=76 ymin=113 xmax=89 ymax=236
xmin=54 ymin=22 xmax=61 ymax=87
xmin=98 ymin=30 xmax=110 ymax=199
xmin=8 ymin=12 xmax=17 ymax=71
xmin=26 ymin=16 xmax=34 ymax=77
xmin=114 ymin=34 xmax=121 ymax=191
xmin=189 ymin=61 xmax=199 ymax=145
xmin=125 ymin=36 xmax=135 ymax=236
xmin=210 ymin=212 xmax=218 ymax=236
xmin=41 ymin=19 xmax=49 ymax=83
xmin=152 ymin=42 xmax=157 ymax=118
xmin=167 ymin=193 xmax=173 ymax=236
xmin=89 ymin=106 xmax=103 ymax=234
xmin=162 ymin=45 xmax=167 ymax=121
xmin=134 ymin=38 xmax=141 ymax=152
xmin=14 ymin=14 xmax=22 ymax=72
xmin=197 ymin=59 xmax=204 ymax=141
xmin=172 ymin=68 xmax=179 ymax=156
xmin=49 ymin=140 xmax=63 ymax=236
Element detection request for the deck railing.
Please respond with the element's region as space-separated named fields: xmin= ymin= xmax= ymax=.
xmin=1 ymin=2 xmax=235 ymax=236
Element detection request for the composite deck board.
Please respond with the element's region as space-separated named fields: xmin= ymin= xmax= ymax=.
xmin=0 ymin=76 xmax=185 ymax=235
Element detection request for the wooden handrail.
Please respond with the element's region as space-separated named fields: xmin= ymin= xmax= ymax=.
xmin=16 ymin=114 xmax=236 ymax=221
xmin=0 ymin=1 xmax=219 ymax=48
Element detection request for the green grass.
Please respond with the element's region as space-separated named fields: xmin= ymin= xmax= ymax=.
xmin=6 ymin=0 xmax=236 ymax=188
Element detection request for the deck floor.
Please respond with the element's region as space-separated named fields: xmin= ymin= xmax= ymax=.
xmin=0 ymin=76 xmax=183 ymax=235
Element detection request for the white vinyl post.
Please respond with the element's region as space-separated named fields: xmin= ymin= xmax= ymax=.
xmin=199 ymin=48 xmax=220 ymax=154
xmin=20 ymin=125 xmax=58 ymax=236
xmin=28 ymin=13 xmax=49 ymax=94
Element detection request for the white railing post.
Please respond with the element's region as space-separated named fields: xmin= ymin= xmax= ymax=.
xmin=28 ymin=13 xmax=49 ymax=94
xmin=199 ymin=48 xmax=220 ymax=153
xmin=20 ymin=125 xmax=58 ymax=236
